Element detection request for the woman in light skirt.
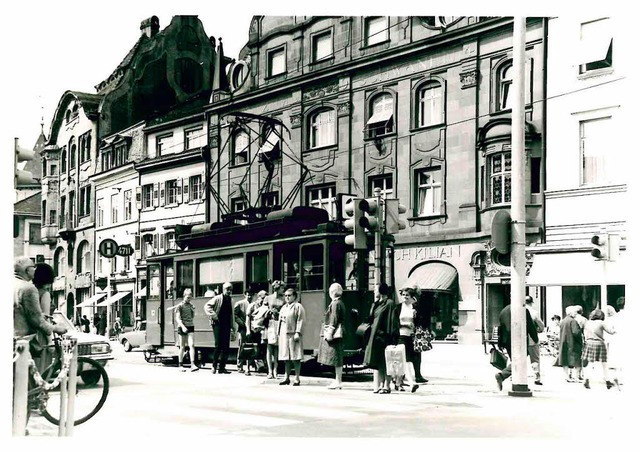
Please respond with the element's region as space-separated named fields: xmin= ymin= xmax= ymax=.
xmin=582 ymin=309 xmax=616 ymax=389
xmin=278 ymin=287 xmax=305 ymax=386
xmin=318 ymin=283 xmax=346 ymax=389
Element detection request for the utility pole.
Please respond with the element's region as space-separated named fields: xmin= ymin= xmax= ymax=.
xmin=509 ymin=16 xmax=532 ymax=397
xmin=373 ymin=187 xmax=382 ymax=289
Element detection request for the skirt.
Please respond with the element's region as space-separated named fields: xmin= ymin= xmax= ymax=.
xmin=318 ymin=338 xmax=344 ymax=367
xmin=582 ymin=339 xmax=607 ymax=363
xmin=399 ymin=335 xmax=415 ymax=363
xmin=278 ymin=333 xmax=303 ymax=361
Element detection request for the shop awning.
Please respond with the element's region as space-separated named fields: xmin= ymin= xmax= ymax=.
xmin=75 ymin=293 xmax=106 ymax=308
xmin=257 ymin=131 xmax=279 ymax=154
xmin=527 ymin=252 xmax=627 ymax=286
xmin=96 ymin=291 xmax=130 ymax=307
xmin=136 ymin=287 xmax=147 ymax=298
xmin=402 ymin=262 xmax=462 ymax=301
xmin=366 ymin=109 xmax=393 ymax=126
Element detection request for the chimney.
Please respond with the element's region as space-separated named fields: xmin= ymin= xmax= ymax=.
xmin=140 ymin=16 xmax=160 ymax=38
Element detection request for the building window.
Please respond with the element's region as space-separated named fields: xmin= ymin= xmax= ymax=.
xmin=580 ymin=117 xmax=617 ymax=185
xmin=156 ymin=134 xmax=173 ymax=156
xmin=77 ymin=241 xmax=90 ymax=273
xmin=364 ymin=17 xmax=388 ymax=46
xmin=50 ymin=163 xmax=57 ymax=175
xmin=166 ymin=232 xmax=177 ymax=251
xmin=185 ymin=126 xmax=205 ymax=150
xmin=498 ymin=63 xmax=513 ymax=111
xmin=366 ymin=92 xmax=395 ymax=138
xmin=165 ymin=180 xmax=178 ymax=205
xmin=368 ymin=174 xmax=393 ymax=199
xmin=69 ymin=138 xmax=77 ymax=170
xmin=54 ymin=248 xmax=65 ymax=276
xmin=306 ymin=184 xmax=336 ymax=220
xmin=416 ymin=167 xmax=443 ymax=216
xmin=309 ymin=109 xmax=336 ymax=149
xmin=268 ymin=47 xmax=286 ymax=77
xmin=111 ymin=194 xmax=118 ymax=224
xmin=79 ymin=186 xmax=91 ymax=217
xmin=42 ymin=158 xmax=47 ymax=178
xmin=312 ymin=31 xmax=332 ymax=62
xmin=579 ymin=18 xmax=613 ymax=74
xmin=124 ymin=190 xmax=132 ymax=221
xmin=49 ymin=209 xmax=57 ymax=226
xmin=61 ymin=147 xmax=67 ymax=173
xmin=80 ymin=133 xmax=91 ymax=163
xmin=115 ymin=144 xmax=127 ymax=167
xmin=68 ymin=191 xmax=75 ymax=227
xmin=189 ymin=175 xmax=203 ymax=200
xmin=41 ymin=201 xmax=46 ymax=224
xmin=489 ymin=153 xmax=512 ymax=205
xmin=261 ymin=191 xmax=279 ymax=207
xmin=59 ymin=196 xmax=66 ymax=228
xmin=417 ymin=81 xmax=444 ymax=127
xmin=232 ymin=130 xmax=249 ymax=166
xmin=231 ymin=197 xmax=247 ymax=214
xmin=142 ymin=184 xmax=153 ymax=209
xmin=29 ymin=223 xmax=42 ymax=244
xmin=97 ymin=199 xmax=104 ymax=227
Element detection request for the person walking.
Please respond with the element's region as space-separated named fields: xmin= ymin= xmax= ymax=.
xmin=318 ymin=282 xmax=347 ymax=389
xmin=525 ymin=296 xmax=545 ymax=385
xmin=582 ymin=309 xmax=616 ymax=389
xmin=556 ymin=306 xmax=584 ymax=382
xmin=98 ymin=312 xmax=107 ymax=336
xmin=204 ymin=282 xmax=237 ymax=374
xmin=607 ymin=297 xmax=625 ymax=388
xmin=81 ymin=315 xmax=91 ymax=333
xmin=234 ymin=287 xmax=254 ymax=373
xmin=495 ymin=300 xmax=539 ymax=391
xmin=265 ymin=280 xmax=285 ymax=379
xmin=364 ymin=283 xmax=398 ymax=394
xmin=398 ymin=286 xmax=420 ymax=393
xmin=278 ymin=287 xmax=305 ymax=386
xmin=93 ymin=312 xmax=100 ymax=335
xmin=175 ymin=288 xmax=198 ymax=371
xmin=412 ymin=288 xmax=429 ymax=384
xmin=14 ymin=257 xmax=67 ymax=359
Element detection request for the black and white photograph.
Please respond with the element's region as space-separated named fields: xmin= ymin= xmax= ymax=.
xmin=4 ymin=0 xmax=636 ymax=449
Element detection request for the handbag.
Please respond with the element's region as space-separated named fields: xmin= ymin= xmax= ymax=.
xmin=323 ymin=324 xmax=335 ymax=341
xmin=489 ymin=347 xmax=508 ymax=370
xmin=333 ymin=324 xmax=343 ymax=340
xmin=267 ymin=319 xmax=279 ymax=345
xmin=413 ymin=326 xmax=433 ymax=353
xmin=238 ymin=342 xmax=259 ymax=360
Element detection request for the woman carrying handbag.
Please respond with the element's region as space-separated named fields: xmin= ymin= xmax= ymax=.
xmin=318 ymin=283 xmax=346 ymax=389
xmin=398 ymin=286 xmax=420 ymax=393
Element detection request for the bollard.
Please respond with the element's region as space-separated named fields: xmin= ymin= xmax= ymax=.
xmin=64 ymin=339 xmax=78 ymax=436
xmin=12 ymin=340 xmax=30 ymax=436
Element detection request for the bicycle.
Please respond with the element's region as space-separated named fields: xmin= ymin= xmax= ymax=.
xmin=25 ymin=333 xmax=109 ymax=426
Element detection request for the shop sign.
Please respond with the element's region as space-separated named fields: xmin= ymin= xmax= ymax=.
xmin=395 ymin=245 xmax=461 ymax=262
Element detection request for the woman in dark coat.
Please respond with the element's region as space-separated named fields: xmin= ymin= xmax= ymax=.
xmin=556 ymin=306 xmax=584 ymax=382
xmin=318 ymin=283 xmax=347 ymax=389
xmin=364 ymin=283 xmax=399 ymax=394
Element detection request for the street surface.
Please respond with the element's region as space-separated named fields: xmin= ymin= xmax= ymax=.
xmin=24 ymin=341 xmax=631 ymax=440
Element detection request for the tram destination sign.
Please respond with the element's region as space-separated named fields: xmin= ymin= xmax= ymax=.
xmin=99 ymin=239 xmax=134 ymax=258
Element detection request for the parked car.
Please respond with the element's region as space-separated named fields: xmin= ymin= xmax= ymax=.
xmin=118 ymin=321 xmax=146 ymax=352
xmin=50 ymin=311 xmax=114 ymax=385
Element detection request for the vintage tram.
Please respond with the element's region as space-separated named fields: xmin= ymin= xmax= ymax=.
xmin=143 ymin=206 xmax=387 ymax=366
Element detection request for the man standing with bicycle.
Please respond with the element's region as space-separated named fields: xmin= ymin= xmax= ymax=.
xmin=14 ymin=257 xmax=67 ymax=358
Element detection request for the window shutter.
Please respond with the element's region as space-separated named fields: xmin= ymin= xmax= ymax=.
xmin=183 ymin=177 xmax=190 ymax=203
xmin=177 ymin=178 xmax=183 ymax=204
xmin=135 ymin=186 xmax=142 ymax=210
xmin=159 ymin=233 xmax=165 ymax=254
xmin=160 ymin=183 xmax=166 ymax=207
xmin=153 ymin=233 xmax=158 ymax=254
xmin=134 ymin=235 xmax=141 ymax=260
xmin=153 ymin=183 xmax=160 ymax=207
xmin=201 ymin=170 xmax=206 ymax=200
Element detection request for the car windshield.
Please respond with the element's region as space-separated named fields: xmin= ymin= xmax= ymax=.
xmin=52 ymin=312 xmax=78 ymax=331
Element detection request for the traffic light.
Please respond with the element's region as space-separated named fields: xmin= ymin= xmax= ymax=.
xmin=14 ymin=138 xmax=38 ymax=188
xmin=359 ymin=198 xmax=381 ymax=232
xmin=344 ymin=197 xmax=367 ymax=249
xmin=384 ymin=199 xmax=407 ymax=234
xmin=608 ymin=234 xmax=620 ymax=262
xmin=491 ymin=210 xmax=512 ymax=255
xmin=590 ymin=234 xmax=610 ymax=260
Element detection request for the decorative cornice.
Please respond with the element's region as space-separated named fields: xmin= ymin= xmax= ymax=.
xmin=290 ymin=114 xmax=302 ymax=128
xmin=337 ymin=102 xmax=351 ymax=117
xmin=303 ymin=82 xmax=339 ymax=102
xmin=460 ymin=69 xmax=479 ymax=89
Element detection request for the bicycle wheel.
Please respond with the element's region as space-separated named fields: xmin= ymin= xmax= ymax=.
xmin=41 ymin=357 xmax=109 ymax=426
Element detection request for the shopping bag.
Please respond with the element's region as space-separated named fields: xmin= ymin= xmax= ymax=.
xmin=238 ymin=342 xmax=260 ymax=360
xmin=385 ymin=344 xmax=407 ymax=378
xmin=267 ymin=319 xmax=279 ymax=345
xmin=489 ymin=347 xmax=508 ymax=370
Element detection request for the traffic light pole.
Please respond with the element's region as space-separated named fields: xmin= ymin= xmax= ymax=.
xmin=601 ymin=260 xmax=608 ymax=314
xmin=373 ymin=187 xmax=382 ymax=289
xmin=509 ymin=17 xmax=532 ymax=397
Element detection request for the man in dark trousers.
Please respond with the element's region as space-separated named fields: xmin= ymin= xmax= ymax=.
xmin=204 ymin=282 xmax=237 ymax=374
xmin=495 ymin=299 xmax=539 ymax=391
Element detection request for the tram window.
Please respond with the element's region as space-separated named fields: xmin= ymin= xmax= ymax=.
xmin=248 ymin=251 xmax=270 ymax=293
xmin=301 ymin=244 xmax=324 ymax=291
xmin=164 ymin=264 xmax=175 ymax=300
xmin=280 ymin=249 xmax=300 ymax=290
xmin=329 ymin=243 xmax=346 ymax=288
xmin=148 ymin=266 xmax=160 ymax=298
xmin=197 ymin=255 xmax=245 ymax=296
xmin=175 ymin=261 xmax=192 ymax=299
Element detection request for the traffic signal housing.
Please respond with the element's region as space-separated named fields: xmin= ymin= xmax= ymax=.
xmin=359 ymin=198 xmax=381 ymax=232
xmin=14 ymin=138 xmax=38 ymax=188
xmin=344 ymin=197 xmax=367 ymax=249
xmin=590 ymin=234 xmax=609 ymax=260
xmin=384 ymin=199 xmax=407 ymax=234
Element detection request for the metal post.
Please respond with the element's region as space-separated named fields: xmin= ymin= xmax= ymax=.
xmin=509 ymin=16 xmax=532 ymax=397
xmin=64 ymin=338 xmax=78 ymax=436
xmin=57 ymin=364 xmax=68 ymax=436
xmin=601 ymin=260 xmax=608 ymax=314
xmin=12 ymin=340 xmax=30 ymax=436
xmin=373 ymin=188 xmax=382 ymax=288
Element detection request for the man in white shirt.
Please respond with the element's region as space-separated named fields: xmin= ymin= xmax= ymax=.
xmin=525 ymin=296 xmax=545 ymax=385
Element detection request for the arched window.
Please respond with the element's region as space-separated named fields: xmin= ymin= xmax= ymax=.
xmin=309 ymin=108 xmax=336 ymax=149
xmin=42 ymin=157 xmax=47 ymax=177
xmin=69 ymin=137 xmax=77 ymax=169
xmin=417 ymin=81 xmax=445 ymax=127
xmin=76 ymin=241 xmax=91 ymax=273
xmin=54 ymin=247 xmax=65 ymax=276
xmin=497 ymin=63 xmax=513 ymax=111
xmin=366 ymin=92 xmax=395 ymax=138
xmin=231 ymin=130 xmax=249 ymax=166
xmin=61 ymin=146 xmax=67 ymax=173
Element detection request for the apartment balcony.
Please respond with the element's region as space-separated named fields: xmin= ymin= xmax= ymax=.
xmin=57 ymin=214 xmax=77 ymax=242
xmin=40 ymin=224 xmax=59 ymax=245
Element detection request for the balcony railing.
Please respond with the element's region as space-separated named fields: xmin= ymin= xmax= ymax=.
xmin=40 ymin=225 xmax=59 ymax=245
xmin=58 ymin=214 xmax=78 ymax=231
